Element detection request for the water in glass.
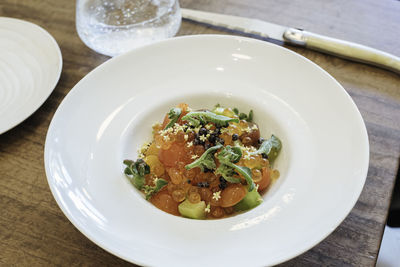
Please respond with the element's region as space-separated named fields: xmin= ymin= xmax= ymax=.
xmin=76 ymin=0 xmax=181 ymax=56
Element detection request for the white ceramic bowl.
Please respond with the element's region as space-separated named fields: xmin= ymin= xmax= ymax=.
xmin=44 ymin=35 xmax=369 ymax=266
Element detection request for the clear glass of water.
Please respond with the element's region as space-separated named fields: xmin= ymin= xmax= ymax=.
xmin=76 ymin=0 xmax=181 ymax=57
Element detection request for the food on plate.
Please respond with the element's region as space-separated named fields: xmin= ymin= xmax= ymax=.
xmin=123 ymin=103 xmax=282 ymax=219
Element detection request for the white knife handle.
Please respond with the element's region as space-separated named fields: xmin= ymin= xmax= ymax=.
xmin=283 ymin=28 xmax=400 ymax=74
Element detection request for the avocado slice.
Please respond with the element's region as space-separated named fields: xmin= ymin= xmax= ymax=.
xmin=178 ymin=199 xmax=206 ymax=219
xmin=234 ymin=189 xmax=263 ymax=211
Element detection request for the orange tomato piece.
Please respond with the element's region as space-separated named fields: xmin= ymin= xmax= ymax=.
xmin=150 ymin=190 xmax=179 ymax=216
xmin=158 ymin=143 xmax=187 ymax=167
xmin=177 ymin=103 xmax=189 ymax=118
xmin=220 ymin=184 xmax=247 ymax=207
xmin=258 ymin=167 xmax=271 ymax=191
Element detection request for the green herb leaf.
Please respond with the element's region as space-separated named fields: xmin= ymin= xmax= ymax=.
xmin=182 ymin=111 xmax=239 ymax=127
xmin=239 ymin=113 xmax=247 ymax=120
xmin=185 ymin=144 xmax=223 ymax=171
xmin=217 ymin=145 xmax=242 ymax=164
xmin=164 ymin=107 xmax=182 ymax=129
xmin=233 ymin=108 xmax=239 ymax=115
xmin=215 ymin=164 xmax=241 ymax=183
xmin=247 ymin=110 xmax=253 ymax=122
xmin=123 ymin=159 xmax=150 ymax=190
xmin=250 ymin=135 xmax=282 ymax=162
xmin=229 ymin=164 xmax=254 ymax=191
xmin=143 ymin=178 xmax=168 ymax=200
xmin=215 ymin=146 xmax=255 ymax=191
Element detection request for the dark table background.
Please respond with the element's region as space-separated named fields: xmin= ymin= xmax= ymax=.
xmin=1 ymin=0 xmax=399 ymax=266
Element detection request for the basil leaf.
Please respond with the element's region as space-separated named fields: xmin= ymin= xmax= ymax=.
xmin=217 ymin=145 xmax=242 ymax=164
xmin=251 ymin=135 xmax=282 ymax=162
xmin=182 ymin=111 xmax=239 ymax=127
xmin=229 ymin=164 xmax=255 ymax=192
xmin=165 ymin=107 xmax=182 ymax=129
xmin=185 ymin=144 xmax=223 ymax=171
xmin=215 ymin=164 xmax=241 ymax=183
xmin=215 ymin=146 xmax=255 ymax=191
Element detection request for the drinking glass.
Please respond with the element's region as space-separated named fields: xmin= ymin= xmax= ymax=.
xmin=76 ymin=0 xmax=181 ymax=56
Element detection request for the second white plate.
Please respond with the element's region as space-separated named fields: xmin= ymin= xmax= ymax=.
xmin=0 ymin=17 xmax=62 ymax=134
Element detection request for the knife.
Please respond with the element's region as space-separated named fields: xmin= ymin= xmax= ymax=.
xmin=181 ymin=8 xmax=400 ymax=74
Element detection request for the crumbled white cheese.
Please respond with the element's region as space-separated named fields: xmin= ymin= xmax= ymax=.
xmin=184 ymin=134 xmax=189 ymax=141
xmin=191 ymin=154 xmax=199 ymax=159
xmin=186 ymin=141 xmax=193 ymax=148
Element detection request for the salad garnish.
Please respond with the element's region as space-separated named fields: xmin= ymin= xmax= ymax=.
xmin=123 ymin=103 xmax=282 ymax=219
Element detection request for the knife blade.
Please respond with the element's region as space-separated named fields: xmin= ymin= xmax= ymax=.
xmin=181 ymin=8 xmax=400 ymax=74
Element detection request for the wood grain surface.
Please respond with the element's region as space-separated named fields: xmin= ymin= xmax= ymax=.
xmin=1 ymin=0 xmax=399 ymax=266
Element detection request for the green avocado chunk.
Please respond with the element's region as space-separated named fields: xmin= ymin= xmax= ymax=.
xmin=234 ymin=189 xmax=263 ymax=211
xmin=178 ymin=199 xmax=206 ymax=219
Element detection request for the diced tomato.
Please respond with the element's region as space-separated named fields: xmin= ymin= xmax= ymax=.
xmin=220 ymin=184 xmax=247 ymax=207
xmin=158 ymin=143 xmax=187 ymax=167
xmin=257 ymin=167 xmax=271 ymax=191
xmin=150 ymin=190 xmax=179 ymax=216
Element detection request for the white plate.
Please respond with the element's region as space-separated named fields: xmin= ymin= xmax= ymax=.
xmin=0 ymin=17 xmax=62 ymax=134
xmin=44 ymin=35 xmax=369 ymax=266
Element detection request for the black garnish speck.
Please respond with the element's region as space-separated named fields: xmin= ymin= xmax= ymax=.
xmin=219 ymin=183 xmax=227 ymax=189
xmin=197 ymin=182 xmax=210 ymax=188
xmin=232 ymin=134 xmax=239 ymax=141
xmin=199 ymin=127 xmax=207 ymax=135
xmin=262 ymin=153 xmax=269 ymax=159
xmin=203 ymin=167 xmax=212 ymax=173
xmin=209 ymin=133 xmax=218 ymax=143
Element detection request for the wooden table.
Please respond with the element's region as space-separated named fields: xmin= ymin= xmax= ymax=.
xmin=1 ymin=0 xmax=399 ymax=266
